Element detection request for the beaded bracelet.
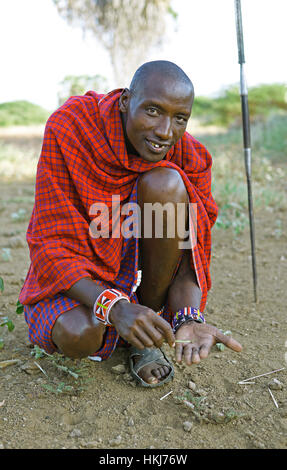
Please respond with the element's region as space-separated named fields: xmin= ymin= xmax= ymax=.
xmin=93 ymin=288 xmax=130 ymax=326
xmin=172 ymin=306 xmax=205 ymax=333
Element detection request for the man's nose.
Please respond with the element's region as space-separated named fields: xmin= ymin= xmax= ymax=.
xmin=154 ymin=116 xmax=173 ymax=141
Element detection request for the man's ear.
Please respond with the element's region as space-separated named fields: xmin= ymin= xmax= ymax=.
xmin=119 ymin=88 xmax=130 ymax=113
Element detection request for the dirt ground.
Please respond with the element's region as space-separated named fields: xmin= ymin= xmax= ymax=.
xmin=0 ymin=131 xmax=286 ymax=451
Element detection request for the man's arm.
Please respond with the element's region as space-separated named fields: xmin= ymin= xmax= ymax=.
xmin=63 ymin=277 xmax=175 ymax=350
xmin=64 ymin=277 xmax=106 ymax=308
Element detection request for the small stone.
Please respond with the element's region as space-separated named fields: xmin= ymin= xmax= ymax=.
xmin=69 ymin=429 xmax=81 ymax=438
xmin=195 ymin=388 xmax=208 ymax=397
xmin=188 ymin=381 xmax=196 ymax=391
xmin=255 ymin=440 xmax=265 ymax=449
xmin=111 ymin=364 xmax=126 ymax=375
xmin=268 ymin=378 xmax=283 ymax=390
xmin=109 ymin=435 xmax=122 ymax=446
xmin=128 ymin=417 xmax=134 ymax=426
xmin=84 ymin=441 xmax=100 ymax=448
xmin=183 ymin=421 xmax=193 ymax=432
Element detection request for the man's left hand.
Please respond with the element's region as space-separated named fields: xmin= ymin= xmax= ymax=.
xmin=175 ymin=321 xmax=242 ymax=365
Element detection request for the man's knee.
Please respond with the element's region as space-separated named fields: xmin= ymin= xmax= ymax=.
xmin=138 ymin=167 xmax=188 ymax=205
xmin=51 ymin=306 xmax=104 ymax=359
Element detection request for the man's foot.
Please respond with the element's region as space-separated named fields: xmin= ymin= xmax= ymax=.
xmin=132 ymin=354 xmax=171 ymax=385
xmin=129 ymin=347 xmax=174 ymax=387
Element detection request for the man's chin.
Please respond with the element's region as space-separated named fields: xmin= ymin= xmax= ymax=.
xmin=139 ymin=150 xmax=168 ymax=163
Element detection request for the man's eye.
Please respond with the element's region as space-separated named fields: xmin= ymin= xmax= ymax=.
xmin=147 ymin=107 xmax=158 ymax=115
xmin=176 ymin=116 xmax=187 ymax=124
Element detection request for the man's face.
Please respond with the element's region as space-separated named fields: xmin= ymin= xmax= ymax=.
xmin=119 ymin=75 xmax=194 ymax=163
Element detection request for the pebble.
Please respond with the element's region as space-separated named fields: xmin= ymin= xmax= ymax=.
xmin=183 ymin=421 xmax=193 ymax=432
xmin=84 ymin=441 xmax=100 ymax=448
xmin=268 ymin=378 xmax=283 ymax=390
xmin=111 ymin=364 xmax=126 ymax=375
xmin=128 ymin=417 xmax=134 ymax=426
xmin=109 ymin=435 xmax=122 ymax=446
xmin=195 ymin=388 xmax=208 ymax=397
xmin=69 ymin=429 xmax=81 ymax=438
xmin=255 ymin=440 xmax=265 ymax=449
xmin=188 ymin=381 xmax=196 ymax=391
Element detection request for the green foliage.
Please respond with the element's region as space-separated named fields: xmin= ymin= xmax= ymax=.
xmin=30 ymin=345 xmax=90 ymax=395
xmin=0 ymin=280 xmax=24 ymax=349
xmin=42 ymin=382 xmax=74 ymax=395
xmin=0 ymin=277 xmax=16 ymax=348
xmin=195 ymin=112 xmax=287 ymax=235
xmin=16 ymin=300 xmax=24 ymax=315
xmin=0 ymin=317 xmax=15 ymax=332
xmin=192 ymin=83 xmax=287 ymax=127
xmin=0 ymin=100 xmax=50 ymax=127
xmin=58 ymin=74 xmax=108 ymax=105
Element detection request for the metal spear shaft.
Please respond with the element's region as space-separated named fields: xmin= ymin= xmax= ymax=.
xmin=234 ymin=0 xmax=257 ymax=302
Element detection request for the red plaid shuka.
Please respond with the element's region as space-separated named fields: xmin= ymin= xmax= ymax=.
xmin=19 ymin=89 xmax=218 ymax=359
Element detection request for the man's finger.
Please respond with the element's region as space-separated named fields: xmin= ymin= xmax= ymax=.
xmin=154 ymin=315 xmax=175 ymax=348
xmin=183 ymin=343 xmax=193 ymax=366
xmin=129 ymin=334 xmax=147 ymax=350
xmin=191 ymin=347 xmax=201 ymax=364
xmin=215 ymin=330 xmax=242 ymax=352
xmin=175 ymin=342 xmax=183 ymax=363
xmin=143 ymin=324 xmax=165 ymax=348
xmin=199 ymin=343 xmax=211 ymax=359
xmin=134 ymin=329 xmax=156 ymax=349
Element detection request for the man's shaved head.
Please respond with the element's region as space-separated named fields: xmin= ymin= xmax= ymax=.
xmin=119 ymin=60 xmax=194 ymax=162
xmin=129 ymin=60 xmax=194 ymax=97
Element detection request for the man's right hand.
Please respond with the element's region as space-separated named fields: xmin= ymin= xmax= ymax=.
xmin=109 ymin=300 xmax=175 ymax=350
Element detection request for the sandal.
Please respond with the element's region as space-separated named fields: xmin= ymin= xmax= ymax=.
xmin=129 ymin=346 xmax=174 ymax=388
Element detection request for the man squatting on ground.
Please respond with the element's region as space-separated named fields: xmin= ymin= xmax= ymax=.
xmin=19 ymin=60 xmax=242 ymax=387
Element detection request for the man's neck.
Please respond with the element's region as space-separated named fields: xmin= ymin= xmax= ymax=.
xmin=120 ymin=111 xmax=139 ymax=156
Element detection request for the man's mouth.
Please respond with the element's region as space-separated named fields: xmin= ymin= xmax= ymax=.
xmin=145 ymin=139 xmax=169 ymax=153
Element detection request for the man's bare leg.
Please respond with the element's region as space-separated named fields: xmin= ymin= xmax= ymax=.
xmin=133 ymin=167 xmax=201 ymax=384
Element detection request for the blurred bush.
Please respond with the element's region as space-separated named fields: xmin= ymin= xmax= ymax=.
xmin=192 ymin=83 xmax=287 ymax=127
xmin=57 ymin=74 xmax=108 ymax=105
xmin=0 ymin=101 xmax=50 ymax=127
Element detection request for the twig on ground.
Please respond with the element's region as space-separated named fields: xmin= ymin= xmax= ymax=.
xmin=238 ymin=381 xmax=255 ymax=385
xmin=238 ymin=367 xmax=285 ymax=384
xmin=268 ymin=388 xmax=279 ymax=409
xmin=34 ymin=361 xmax=48 ymax=377
xmin=160 ymin=390 xmax=173 ymax=401
xmin=0 ymin=359 xmax=20 ymax=369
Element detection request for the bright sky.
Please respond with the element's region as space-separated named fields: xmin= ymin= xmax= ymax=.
xmin=0 ymin=0 xmax=286 ymax=111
